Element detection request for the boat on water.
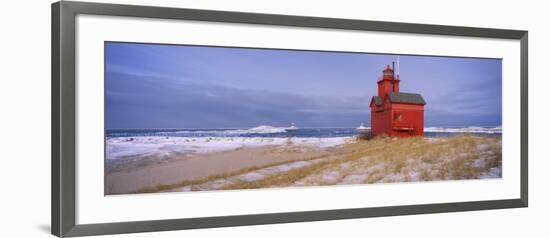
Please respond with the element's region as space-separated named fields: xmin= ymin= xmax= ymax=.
xmin=356 ymin=123 xmax=371 ymax=139
xmin=285 ymin=123 xmax=299 ymax=132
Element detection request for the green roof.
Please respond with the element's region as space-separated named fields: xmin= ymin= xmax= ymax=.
xmin=372 ymin=96 xmax=382 ymax=106
xmin=387 ymin=92 xmax=426 ymax=105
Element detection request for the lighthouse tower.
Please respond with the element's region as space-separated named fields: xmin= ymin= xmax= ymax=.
xmin=369 ymin=63 xmax=426 ymax=137
xmin=378 ymin=63 xmax=400 ymax=101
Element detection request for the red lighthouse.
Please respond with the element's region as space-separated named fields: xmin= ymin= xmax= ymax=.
xmin=369 ymin=63 xmax=426 ymax=137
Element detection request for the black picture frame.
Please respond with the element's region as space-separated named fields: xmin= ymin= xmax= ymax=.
xmin=52 ymin=1 xmax=528 ymax=237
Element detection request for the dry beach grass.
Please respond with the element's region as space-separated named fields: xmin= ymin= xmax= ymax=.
xmin=113 ymin=134 xmax=501 ymax=194
xmin=222 ymin=135 xmax=501 ymax=190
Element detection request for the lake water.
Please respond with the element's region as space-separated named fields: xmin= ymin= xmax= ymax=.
xmin=106 ymin=126 xmax=501 ymax=138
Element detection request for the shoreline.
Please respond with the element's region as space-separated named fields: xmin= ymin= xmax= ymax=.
xmin=106 ymin=142 xmax=344 ymax=194
xmin=106 ymin=134 xmax=502 ymax=195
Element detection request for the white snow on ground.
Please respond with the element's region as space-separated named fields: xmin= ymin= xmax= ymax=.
xmin=106 ymin=136 xmax=354 ymax=160
xmin=425 ymin=126 xmax=502 ymax=134
xmin=479 ymin=167 xmax=502 ymax=179
xmin=339 ymin=174 xmax=368 ymax=184
xmin=378 ymin=173 xmax=406 ymax=183
xmin=321 ymin=171 xmax=340 ymax=184
xmin=171 ymin=158 xmax=328 ymax=192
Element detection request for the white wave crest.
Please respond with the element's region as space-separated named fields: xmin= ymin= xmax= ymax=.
xmin=231 ymin=125 xmax=287 ymax=134
xmin=160 ymin=125 xmax=287 ymax=135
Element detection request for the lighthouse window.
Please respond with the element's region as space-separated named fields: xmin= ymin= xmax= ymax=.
xmin=394 ymin=113 xmax=402 ymax=121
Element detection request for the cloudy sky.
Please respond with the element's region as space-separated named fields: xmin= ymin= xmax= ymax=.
xmin=105 ymin=42 xmax=502 ymax=129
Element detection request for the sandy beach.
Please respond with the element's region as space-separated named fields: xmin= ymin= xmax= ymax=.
xmin=105 ymin=135 xmax=501 ymax=195
xmin=105 ymin=139 xmax=344 ymax=194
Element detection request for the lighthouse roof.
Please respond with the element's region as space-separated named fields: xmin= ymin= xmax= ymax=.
xmin=383 ymin=65 xmax=394 ymax=73
xmin=372 ymin=96 xmax=383 ymax=106
xmin=387 ymin=92 xmax=426 ymax=105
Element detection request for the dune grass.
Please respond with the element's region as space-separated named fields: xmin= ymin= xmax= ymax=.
xmin=220 ymin=134 xmax=502 ymax=190
xmin=131 ymin=134 xmax=501 ymax=194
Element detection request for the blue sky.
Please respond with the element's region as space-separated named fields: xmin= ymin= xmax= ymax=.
xmin=105 ymin=42 xmax=502 ymax=129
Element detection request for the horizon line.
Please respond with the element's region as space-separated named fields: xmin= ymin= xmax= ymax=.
xmin=105 ymin=125 xmax=502 ymax=130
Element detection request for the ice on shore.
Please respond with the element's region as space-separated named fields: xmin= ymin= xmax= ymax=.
xmin=424 ymin=126 xmax=501 ymax=134
xmin=106 ymin=136 xmax=354 ymax=160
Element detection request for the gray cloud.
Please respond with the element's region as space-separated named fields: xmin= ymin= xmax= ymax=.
xmin=106 ymin=72 xmax=372 ymax=129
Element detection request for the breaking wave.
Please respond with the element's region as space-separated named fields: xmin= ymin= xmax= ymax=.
xmin=226 ymin=125 xmax=288 ymax=134
xmin=164 ymin=125 xmax=287 ymax=135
